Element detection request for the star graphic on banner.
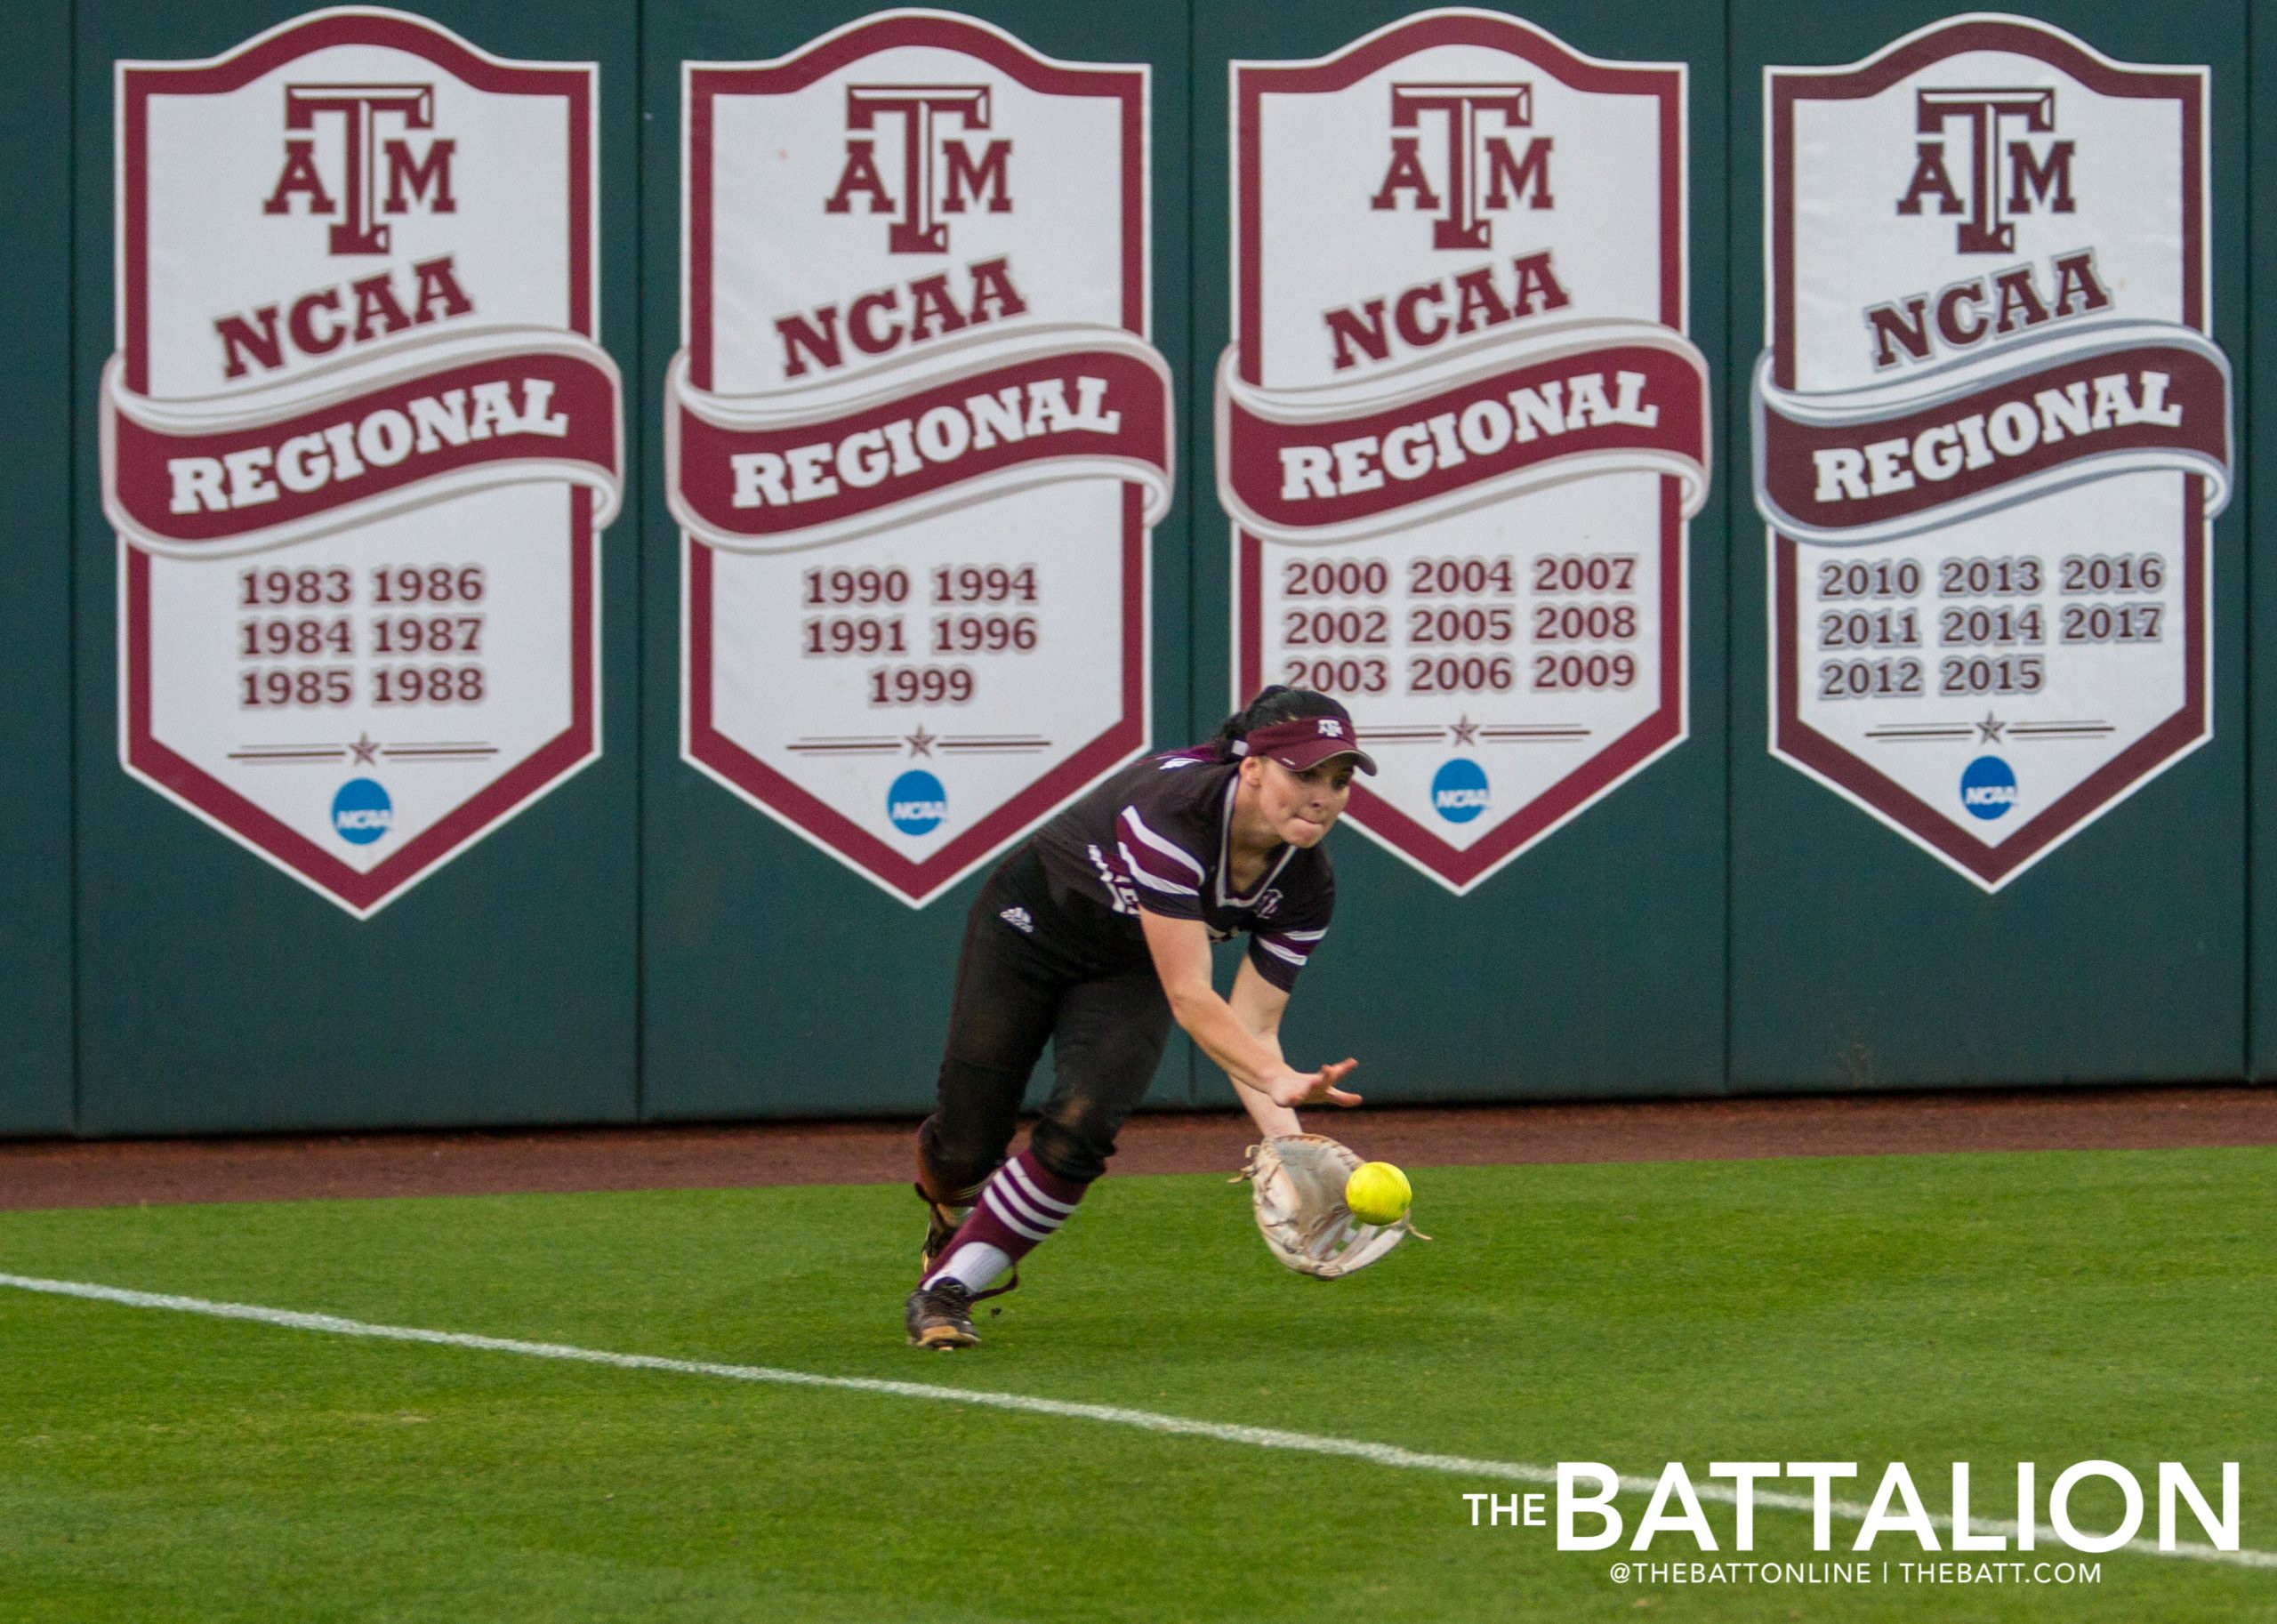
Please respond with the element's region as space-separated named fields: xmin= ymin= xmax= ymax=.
xmin=349 ymin=732 xmax=380 ymax=765
xmin=906 ymin=727 xmax=937 ymax=757
xmin=1976 ymin=712 xmax=2006 ymax=744
xmin=1449 ymin=713 xmax=1480 ymax=747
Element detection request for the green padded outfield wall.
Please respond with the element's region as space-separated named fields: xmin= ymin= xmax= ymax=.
xmin=69 ymin=0 xmax=643 ymax=1133
xmin=7 ymin=2 xmax=2269 ymax=1136
xmin=1189 ymin=0 xmax=1731 ymax=1103
xmin=2253 ymin=0 xmax=2277 ymax=1081
xmin=0 ymin=1 xmax=77 ymax=1137
xmin=635 ymin=0 xmax=1203 ymax=1118
xmin=1726 ymin=0 xmax=2250 ymax=1090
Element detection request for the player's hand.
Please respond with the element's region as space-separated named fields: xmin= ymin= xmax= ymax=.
xmin=1267 ymin=1058 xmax=1360 ymax=1110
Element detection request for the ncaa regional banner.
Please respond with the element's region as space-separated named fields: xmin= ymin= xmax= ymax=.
xmin=673 ymin=12 xmax=1173 ymax=908
xmin=104 ymin=7 xmax=623 ymax=920
xmin=1221 ymin=11 xmax=1710 ymax=896
xmin=1756 ymin=16 xmax=2233 ymax=891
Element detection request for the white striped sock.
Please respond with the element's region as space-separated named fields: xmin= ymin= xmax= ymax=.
xmin=1004 ymin=1158 xmax=1079 ymax=1215
xmin=986 ymin=1175 xmax=1063 ymax=1234
xmin=981 ymin=1183 xmax=1053 ymax=1241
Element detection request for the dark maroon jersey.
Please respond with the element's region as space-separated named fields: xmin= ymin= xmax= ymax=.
xmin=1031 ymin=748 xmax=1334 ymax=992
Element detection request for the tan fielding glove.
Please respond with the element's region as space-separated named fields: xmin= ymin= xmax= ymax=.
xmin=1235 ymin=1134 xmax=1424 ymax=1279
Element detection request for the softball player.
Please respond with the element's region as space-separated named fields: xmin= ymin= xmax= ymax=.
xmin=905 ymin=685 xmax=1374 ymax=1348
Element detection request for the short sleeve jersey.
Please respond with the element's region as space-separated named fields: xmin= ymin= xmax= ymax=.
xmin=1031 ymin=749 xmax=1335 ymax=991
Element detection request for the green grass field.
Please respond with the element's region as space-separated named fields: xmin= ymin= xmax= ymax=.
xmin=2 ymin=1146 xmax=2271 ymax=1622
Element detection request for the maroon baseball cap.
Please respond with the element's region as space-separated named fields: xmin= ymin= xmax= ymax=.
xmin=1235 ymin=702 xmax=1378 ymax=776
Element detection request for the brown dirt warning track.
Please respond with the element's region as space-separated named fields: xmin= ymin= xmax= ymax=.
xmin=2 ymin=1085 xmax=2272 ymax=1211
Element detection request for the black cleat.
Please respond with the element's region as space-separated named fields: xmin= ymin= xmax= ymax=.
xmin=905 ymin=1279 xmax=980 ymax=1351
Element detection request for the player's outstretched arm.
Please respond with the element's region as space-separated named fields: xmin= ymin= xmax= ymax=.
xmin=1225 ymin=958 xmax=1303 ymax=1138
xmin=1139 ymin=912 xmax=1361 ymax=1113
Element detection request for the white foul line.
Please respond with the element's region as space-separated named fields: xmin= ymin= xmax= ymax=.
xmin=3 ymin=1270 xmax=2267 ymax=1573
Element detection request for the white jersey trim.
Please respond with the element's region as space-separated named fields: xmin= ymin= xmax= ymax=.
xmin=1119 ymin=843 xmax=1201 ymax=896
xmin=1119 ymin=804 xmax=1208 ymax=880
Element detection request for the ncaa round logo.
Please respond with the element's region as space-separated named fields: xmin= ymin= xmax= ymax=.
xmin=1430 ymin=759 xmax=1489 ymax=824
xmin=331 ymin=778 xmax=393 ymax=845
xmin=888 ymin=770 xmax=949 ymax=836
xmin=1959 ymin=756 xmax=2018 ymax=821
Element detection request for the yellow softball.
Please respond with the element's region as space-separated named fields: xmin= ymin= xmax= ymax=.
xmin=1344 ymin=1161 xmax=1412 ymax=1226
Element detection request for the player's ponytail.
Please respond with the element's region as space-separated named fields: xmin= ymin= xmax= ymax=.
xmin=1210 ymin=686 xmax=1289 ymax=760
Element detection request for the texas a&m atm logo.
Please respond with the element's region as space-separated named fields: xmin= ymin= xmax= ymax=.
xmin=1755 ymin=16 xmax=2232 ymax=890
xmin=672 ymin=12 xmax=1173 ymax=907
xmin=1220 ymin=10 xmax=1710 ymax=896
xmin=102 ymin=8 xmax=623 ymax=918
xmin=823 ymin=83 xmax=1010 ymax=250
xmin=1896 ymin=85 xmax=2074 ymax=255
xmin=1370 ymin=82 xmax=1552 ymax=251
xmin=262 ymin=81 xmax=455 ymax=255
